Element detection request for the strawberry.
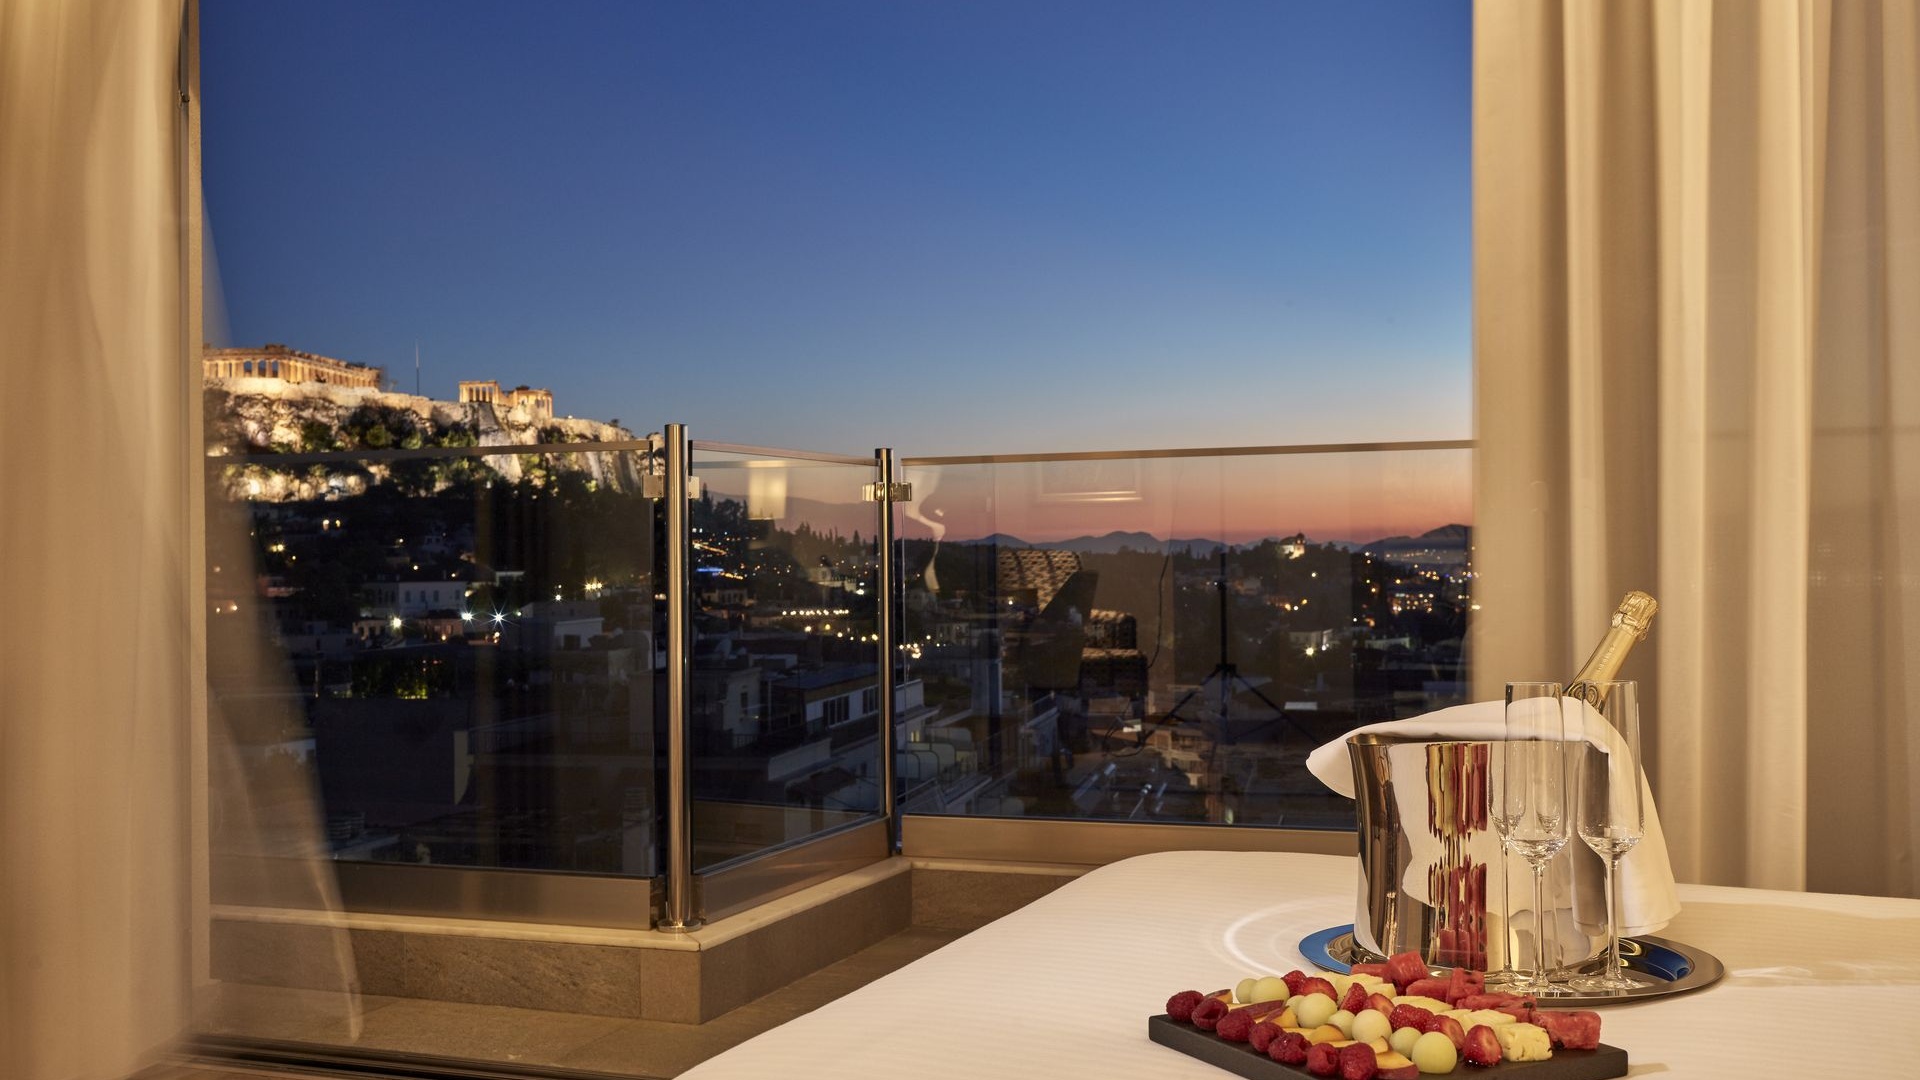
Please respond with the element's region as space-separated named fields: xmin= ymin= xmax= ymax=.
xmin=1297 ymin=976 xmax=1338 ymax=1001
xmin=1340 ymin=982 xmax=1370 ymax=1014
xmin=1421 ymin=1014 xmax=1466 ymax=1051
xmin=1389 ymin=1004 xmax=1434 ymax=1032
xmin=1464 ymin=1023 xmax=1503 ymax=1067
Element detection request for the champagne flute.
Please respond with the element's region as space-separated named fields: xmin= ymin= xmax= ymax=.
xmin=1497 ymin=682 xmax=1571 ymax=995
xmin=1570 ymin=680 xmax=1646 ymax=993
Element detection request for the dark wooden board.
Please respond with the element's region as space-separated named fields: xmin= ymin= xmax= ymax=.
xmin=1147 ymin=1016 xmax=1629 ymax=1080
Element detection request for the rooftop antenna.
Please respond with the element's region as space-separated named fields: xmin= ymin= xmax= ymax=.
xmin=414 ymin=341 xmax=421 ymax=396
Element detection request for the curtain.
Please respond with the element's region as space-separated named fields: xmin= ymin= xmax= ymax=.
xmin=0 ymin=2 xmax=193 ymax=1078
xmin=1474 ymin=0 xmax=1920 ymax=895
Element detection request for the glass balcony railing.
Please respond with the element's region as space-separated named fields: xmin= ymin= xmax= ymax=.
xmin=893 ymin=442 xmax=1473 ymax=831
xmin=202 ymin=420 xmax=1470 ymax=925
xmin=687 ymin=445 xmax=885 ymax=871
xmin=204 ymin=439 xmax=662 ymax=880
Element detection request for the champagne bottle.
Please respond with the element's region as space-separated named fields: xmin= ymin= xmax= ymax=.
xmin=1564 ymin=591 xmax=1657 ymax=705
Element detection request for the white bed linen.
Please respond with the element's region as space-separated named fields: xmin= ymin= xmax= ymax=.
xmin=679 ymin=850 xmax=1920 ymax=1078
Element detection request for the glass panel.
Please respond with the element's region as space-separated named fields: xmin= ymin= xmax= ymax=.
xmin=205 ymin=438 xmax=661 ymax=878
xmin=687 ymin=448 xmax=882 ymax=871
xmin=895 ymin=447 xmax=1472 ymax=829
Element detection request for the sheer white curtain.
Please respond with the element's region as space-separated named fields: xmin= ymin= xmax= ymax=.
xmin=1473 ymin=0 xmax=1919 ymax=896
xmin=0 ymin=1 xmax=193 ymax=1077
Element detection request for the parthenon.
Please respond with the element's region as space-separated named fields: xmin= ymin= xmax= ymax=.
xmin=203 ymin=343 xmax=383 ymax=389
xmin=459 ymin=380 xmax=554 ymax=420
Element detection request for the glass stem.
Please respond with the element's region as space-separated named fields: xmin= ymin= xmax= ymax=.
xmin=1531 ymin=861 xmax=1549 ymax=985
xmin=1604 ymin=852 xmax=1623 ymax=981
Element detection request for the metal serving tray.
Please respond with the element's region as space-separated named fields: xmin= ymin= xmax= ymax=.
xmin=1298 ymin=924 xmax=1725 ymax=1005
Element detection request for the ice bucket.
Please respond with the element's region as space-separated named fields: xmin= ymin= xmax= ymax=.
xmin=1347 ymin=733 xmax=1606 ymax=972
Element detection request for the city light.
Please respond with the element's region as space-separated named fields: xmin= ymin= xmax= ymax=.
xmin=460 ymin=611 xmax=473 ymax=622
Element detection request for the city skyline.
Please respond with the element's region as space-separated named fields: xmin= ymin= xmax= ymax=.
xmin=201 ymin=1 xmax=1472 ymax=473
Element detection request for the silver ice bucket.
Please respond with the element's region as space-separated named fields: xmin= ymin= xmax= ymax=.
xmin=1348 ymin=733 xmax=1607 ymax=972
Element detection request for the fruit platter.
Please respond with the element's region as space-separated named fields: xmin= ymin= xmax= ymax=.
xmin=1148 ymin=950 xmax=1627 ymax=1080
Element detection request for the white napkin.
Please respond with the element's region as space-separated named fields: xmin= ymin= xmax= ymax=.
xmin=1307 ymin=698 xmax=1681 ymax=937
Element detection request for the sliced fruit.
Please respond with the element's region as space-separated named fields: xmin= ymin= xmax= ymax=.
xmin=1463 ymin=1024 xmax=1503 ymax=1067
xmin=1365 ymin=992 xmax=1397 ymax=1016
xmin=1308 ymin=1024 xmax=1349 ymax=1045
xmin=1340 ymin=982 xmax=1371 ymax=1014
xmin=1420 ymin=1014 xmax=1465 ymax=1052
xmin=1299 ymin=976 xmax=1339 ymax=1001
xmin=1388 ymin=1004 xmax=1434 ymax=1032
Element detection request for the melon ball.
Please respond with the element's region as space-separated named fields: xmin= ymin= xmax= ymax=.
xmin=1412 ymin=1030 xmax=1459 ymax=1074
xmin=1252 ymin=976 xmax=1290 ymax=1003
xmin=1294 ymin=992 xmax=1338 ymax=1030
xmin=1389 ymin=1026 xmax=1424 ymax=1058
xmin=1235 ymin=977 xmax=1259 ymax=1004
xmin=1352 ymin=1009 xmax=1392 ymax=1045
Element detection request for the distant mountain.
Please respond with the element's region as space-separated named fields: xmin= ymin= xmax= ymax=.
xmin=1358 ymin=523 xmax=1471 ymax=551
xmin=957 ymin=524 xmax=1472 ymax=560
xmin=960 ymin=530 xmax=1224 ymax=556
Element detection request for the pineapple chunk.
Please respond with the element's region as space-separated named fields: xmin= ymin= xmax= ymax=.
xmin=1495 ymin=1022 xmax=1553 ymax=1062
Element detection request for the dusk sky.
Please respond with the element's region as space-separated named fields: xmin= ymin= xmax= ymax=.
xmin=201 ymin=1 xmax=1471 ymax=471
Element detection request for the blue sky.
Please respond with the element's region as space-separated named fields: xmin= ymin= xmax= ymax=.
xmin=201 ymin=0 xmax=1470 ymax=458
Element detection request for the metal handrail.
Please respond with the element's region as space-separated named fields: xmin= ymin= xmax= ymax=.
xmin=901 ymin=437 xmax=1472 ymax=467
xmin=690 ymin=439 xmax=880 ymax=467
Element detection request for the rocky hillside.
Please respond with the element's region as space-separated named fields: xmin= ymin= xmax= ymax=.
xmin=207 ymin=379 xmax=646 ymax=500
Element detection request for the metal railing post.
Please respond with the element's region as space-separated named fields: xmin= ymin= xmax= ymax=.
xmin=660 ymin=423 xmax=700 ymax=930
xmin=875 ymin=448 xmax=899 ymax=850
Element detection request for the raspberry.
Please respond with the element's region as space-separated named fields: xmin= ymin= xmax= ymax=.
xmin=1216 ymin=1008 xmax=1255 ymax=1042
xmin=1306 ymin=1042 xmax=1343 ymax=1077
xmin=1249 ymin=1023 xmax=1280 ymax=1054
xmin=1269 ymin=1031 xmax=1311 ymax=1066
xmin=1389 ymin=1004 xmax=1434 ymax=1032
xmin=1165 ymin=990 xmax=1204 ymax=1022
xmin=1464 ymin=1024 xmax=1503 ymax=1067
xmin=1339 ymin=1042 xmax=1379 ymax=1080
xmin=1191 ymin=997 xmax=1229 ymax=1030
